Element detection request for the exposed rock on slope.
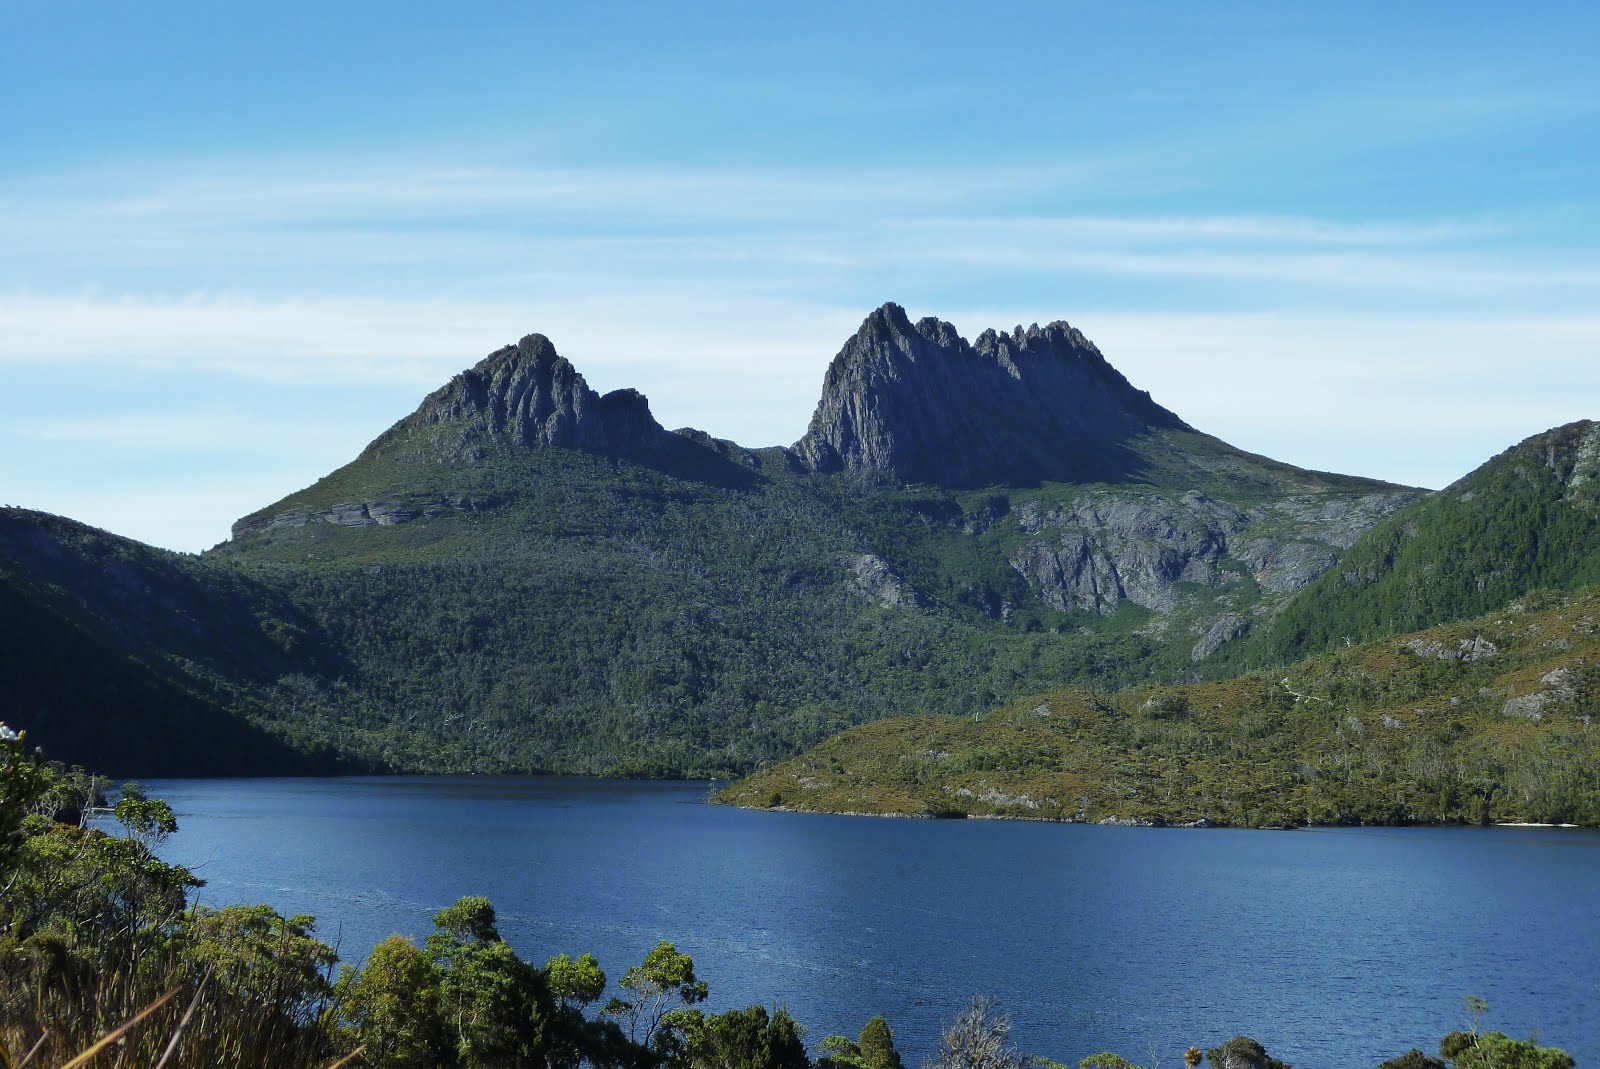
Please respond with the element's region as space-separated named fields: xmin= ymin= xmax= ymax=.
xmin=376 ymin=332 xmax=667 ymax=463
xmin=996 ymin=489 xmax=1414 ymax=626
xmin=843 ymin=553 xmax=925 ymax=609
xmin=1009 ymin=493 xmax=1242 ymax=614
xmin=796 ymin=302 xmax=1189 ymax=487
xmin=232 ymin=494 xmax=500 ymax=539
xmin=233 ymin=333 xmax=671 ymax=538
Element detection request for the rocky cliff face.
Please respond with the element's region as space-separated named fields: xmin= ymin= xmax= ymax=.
xmin=375 ymin=333 xmax=667 ymax=464
xmin=231 ymin=334 xmax=675 ymax=538
xmin=1542 ymin=420 xmax=1600 ymax=502
xmin=230 ymin=493 xmax=501 ymax=539
xmin=1000 ymin=489 xmax=1415 ymax=623
xmin=795 ymin=303 xmax=1189 ymax=487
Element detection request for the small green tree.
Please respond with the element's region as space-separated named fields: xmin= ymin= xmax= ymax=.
xmin=0 ymin=725 xmax=49 ymax=873
xmin=549 ymin=952 xmax=608 ymax=1011
xmin=547 ymin=951 xmax=631 ymax=1069
xmin=603 ymin=940 xmax=709 ymax=1061
xmin=434 ymin=894 xmax=503 ymax=944
xmin=1440 ymin=1031 xmax=1574 ymax=1069
xmin=185 ymin=903 xmax=337 ymax=1017
xmin=819 ymin=1016 xmax=906 ymax=1069
xmin=1079 ymin=1055 xmax=1142 ymax=1069
xmin=1378 ymin=1051 xmax=1445 ymax=1069
xmin=857 ymin=1016 xmax=905 ymax=1069
xmin=426 ymin=895 xmax=554 ymax=1069
xmin=1205 ymin=1036 xmax=1289 ymax=1069
xmin=1437 ymin=995 xmax=1575 ymax=1069
xmin=675 ymin=1005 xmax=810 ymax=1069
xmin=339 ymin=935 xmax=446 ymax=1069
xmin=112 ymin=782 xmax=178 ymax=847
xmin=817 ymin=1034 xmax=870 ymax=1069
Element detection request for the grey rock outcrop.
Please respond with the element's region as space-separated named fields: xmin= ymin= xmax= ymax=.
xmin=1402 ymin=635 xmax=1499 ymax=662
xmin=1502 ymin=692 xmax=1554 ymax=721
xmin=842 ymin=553 xmax=925 ymax=609
xmin=231 ymin=494 xmax=500 ymax=539
xmin=1009 ymin=492 xmax=1242 ymax=614
xmin=1502 ymin=666 xmax=1580 ymax=721
xmin=1232 ymin=539 xmax=1340 ymax=594
xmin=376 ymin=333 xmax=667 ymax=464
xmin=1253 ymin=492 xmax=1426 ymax=549
xmin=1192 ymin=614 xmax=1252 ymax=661
xmin=795 ymin=303 xmax=1189 ymax=488
xmin=1553 ymin=420 xmax=1600 ymax=500
xmin=997 ymin=487 xmax=1418 ymax=631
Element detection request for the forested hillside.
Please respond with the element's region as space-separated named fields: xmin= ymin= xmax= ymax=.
xmin=1243 ymin=420 xmax=1600 ymax=666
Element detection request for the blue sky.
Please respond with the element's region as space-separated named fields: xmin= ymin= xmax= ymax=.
xmin=3 ymin=1 xmax=1598 ymax=551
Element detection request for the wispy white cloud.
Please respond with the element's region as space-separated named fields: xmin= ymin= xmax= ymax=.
xmin=16 ymin=409 xmax=341 ymax=454
xmin=905 ymin=214 xmax=1497 ymax=247
xmin=0 ymin=163 xmax=1516 ymax=250
xmin=2 ymin=161 xmax=1118 ymax=233
xmin=0 ymin=292 xmax=857 ymax=389
xmin=5 ymin=165 xmax=1587 ymax=313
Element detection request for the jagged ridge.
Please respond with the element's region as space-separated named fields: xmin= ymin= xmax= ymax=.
xmin=375 ymin=332 xmax=667 ymax=463
xmin=232 ymin=334 xmax=672 ymax=538
xmin=796 ymin=302 xmax=1190 ymax=488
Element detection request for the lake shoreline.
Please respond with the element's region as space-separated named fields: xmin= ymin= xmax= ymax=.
xmin=716 ymin=798 xmax=1597 ymax=830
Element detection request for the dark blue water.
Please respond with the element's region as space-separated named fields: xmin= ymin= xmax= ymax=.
xmin=145 ymin=776 xmax=1600 ymax=1069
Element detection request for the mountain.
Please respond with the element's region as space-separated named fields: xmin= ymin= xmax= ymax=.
xmin=1242 ymin=420 xmax=1600 ymax=665
xmin=795 ymin=303 xmax=1190 ymax=486
xmin=717 ymin=587 xmax=1600 ymax=827
xmin=5 ymin=305 xmax=1422 ymax=776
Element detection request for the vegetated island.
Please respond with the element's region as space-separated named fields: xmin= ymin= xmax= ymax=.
xmin=0 ymin=729 xmax=1575 ymax=1069
xmin=717 ymin=589 xmax=1600 ymax=829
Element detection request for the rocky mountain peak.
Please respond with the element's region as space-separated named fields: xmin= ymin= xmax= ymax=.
xmin=1471 ymin=419 xmax=1600 ymax=506
xmin=371 ymin=332 xmax=667 ymax=464
xmin=795 ymin=303 xmax=1190 ymax=488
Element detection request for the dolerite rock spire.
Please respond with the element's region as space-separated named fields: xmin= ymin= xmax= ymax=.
xmin=795 ymin=302 xmax=1190 ymax=488
xmin=371 ymin=332 xmax=667 ymax=463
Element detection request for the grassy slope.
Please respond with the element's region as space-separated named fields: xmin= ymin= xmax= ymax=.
xmin=718 ymin=588 xmax=1600 ymax=827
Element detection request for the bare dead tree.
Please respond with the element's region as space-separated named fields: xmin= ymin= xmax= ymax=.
xmin=927 ymin=997 xmax=1027 ymax=1069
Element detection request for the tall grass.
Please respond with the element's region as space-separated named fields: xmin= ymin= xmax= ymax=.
xmin=1 ymin=941 xmax=349 ymax=1068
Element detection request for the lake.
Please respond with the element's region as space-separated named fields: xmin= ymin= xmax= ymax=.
xmin=144 ymin=776 xmax=1600 ymax=1069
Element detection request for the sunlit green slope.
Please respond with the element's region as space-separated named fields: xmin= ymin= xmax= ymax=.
xmin=718 ymin=589 xmax=1600 ymax=827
